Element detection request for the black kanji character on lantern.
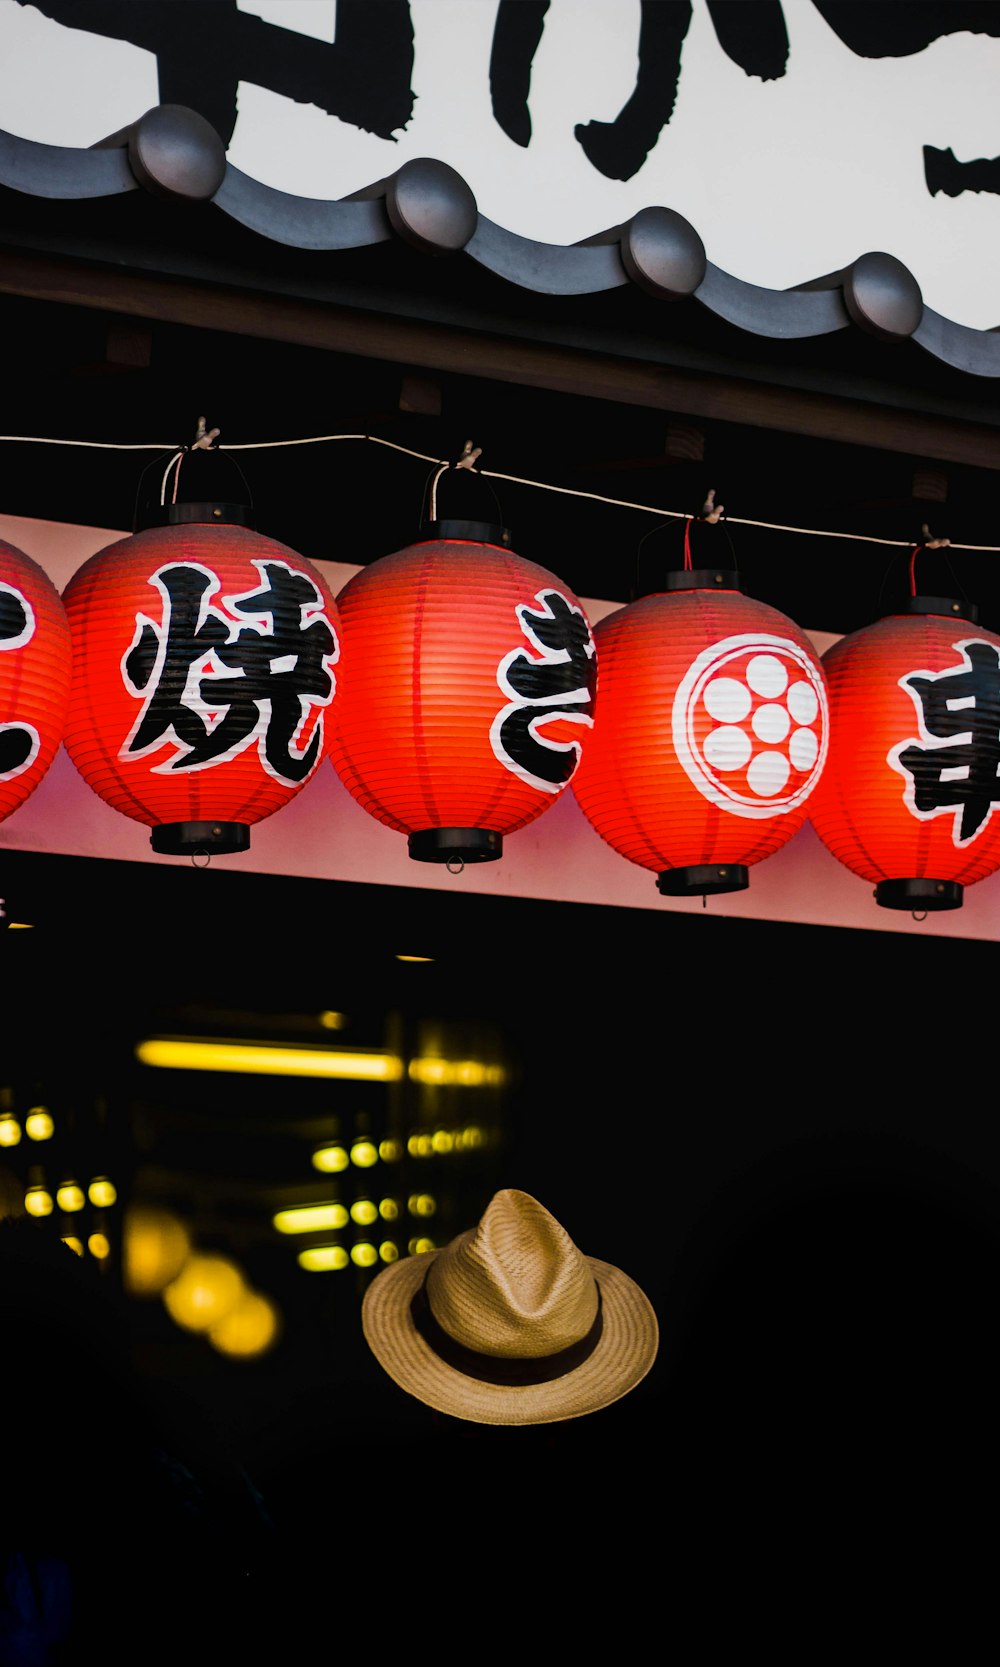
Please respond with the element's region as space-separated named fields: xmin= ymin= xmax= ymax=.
xmin=0 ymin=582 xmax=38 ymax=780
xmin=892 ymin=638 xmax=1000 ymax=844
xmin=491 ymin=590 xmax=596 ymax=793
xmin=122 ymin=560 xmax=338 ymax=784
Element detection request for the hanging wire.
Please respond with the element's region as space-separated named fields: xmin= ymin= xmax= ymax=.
xmin=676 ymin=490 xmax=737 ymax=573
xmin=906 ymin=525 xmax=964 ymax=599
xmin=0 ymin=429 xmax=998 ymax=553
xmin=158 ymin=417 xmax=223 ymax=508
xmin=426 ymin=440 xmax=504 ymax=528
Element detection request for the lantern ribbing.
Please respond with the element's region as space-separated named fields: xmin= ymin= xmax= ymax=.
xmin=571 ymin=573 xmax=829 ymax=896
xmin=809 ymin=597 xmax=1000 ymax=910
xmin=328 ymin=528 xmax=597 ymax=863
xmin=0 ymin=538 xmax=72 ymax=826
xmin=61 ymin=521 xmax=342 ymax=854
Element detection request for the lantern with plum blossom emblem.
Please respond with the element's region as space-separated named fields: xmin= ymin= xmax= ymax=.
xmin=571 ymin=560 xmax=829 ymax=897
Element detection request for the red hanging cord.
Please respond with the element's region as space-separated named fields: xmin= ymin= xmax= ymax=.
xmin=683 ymin=516 xmax=694 ymax=571
xmin=908 ymin=543 xmax=923 ymax=596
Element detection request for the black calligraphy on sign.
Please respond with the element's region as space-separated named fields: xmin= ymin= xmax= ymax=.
xmin=122 ymin=560 xmax=339 ymax=784
xmin=0 ymin=582 xmax=39 ymax=781
xmin=811 ymin=3 xmax=1000 ymax=201
xmin=491 ymin=590 xmax=596 ymax=793
xmin=492 ymin=0 xmax=999 ymax=188
xmin=17 ymin=0 xmax=415 ymax=147
xmin=19 ymin=0 xmax=998 ymax=195
xmin=891 ymin=639 xmax=1000 ymax=845
xmin=492 ymin=0 xmax=790 ymax=178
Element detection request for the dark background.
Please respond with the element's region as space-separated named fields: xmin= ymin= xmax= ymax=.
xmin=2 ymin=848 xmax=998 ymax=1577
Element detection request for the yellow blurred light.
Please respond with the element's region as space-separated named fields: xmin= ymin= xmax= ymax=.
xmin=408 ymin=1237 xmax=435 ymax=1255
xmin=135 ymin=1039 xmax=403 ymax=1082
xmin=273 ymin=1202 xmax=348 ymax=1234
xmin=408 ymin=1058 xmax=447 ymax=1086
xmin=463 ymin=1126 xmax=486 ymax=1148
xmin=350 ymin=1140 xmax=378 ymax=1169
xmin=88 ymin=1233 xmax=110 ymax=1260
xmin=396 ymin=955 xmax=433 ymax=963
xmin=88 ymin=1178 xmax=117 ymax=1208
xmin=379 ymin=1198 xmax=399 ymax=1221
xmin=210 ymin=1291 xmax=281 ymax=1359
xmin=407 ymin=1194 xmax=436 ymax=1218
xmin=350 ymin=1242 xmax=378 ymax=1268
xmin=56 ymin=1183 xmax=85 ymax=1213
xmin=406 ymin=1134 xmax=433 ymax=1158
xmin=0 ymin=1115 xmax=21 ymax=1148
xmin=431 ymin=1130 xmax=454 ymax=1154
xmin=350 ymin=1199 xmax=378 ymax=1226
xmin=408 ymin=1058 xmax=504 ymax=1087
xmin=6 ymin=921 xmax=33 ymax=929
xmin=378 ymin=1138 xmax=402 ymax=1163
xmin=163 ymin=1253 xmax=244 ymax=1333
xmin=24 ymin=1187 xmax=53 ymax=1217
xmin=61 ymin=1236 xmax=84 ymax=1256
xmin=318 ymin=1010 xmax=347 ymax=1030
xmin=312 ymin=1145 xmax=349 ymax=1174
xmin=123 ymin=1205 xmax=192 ymax=1297
xmin=25 ymin=1109 xmax=54 ymax=1141
xmin=379 ymin=1241 xmax=399 ymax=1263
xmin=298 ymin=1245 xmax=349 ymax=1272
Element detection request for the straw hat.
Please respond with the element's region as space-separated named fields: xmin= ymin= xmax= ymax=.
xmin=361 ymin=1188 xmax=659 ymax=1425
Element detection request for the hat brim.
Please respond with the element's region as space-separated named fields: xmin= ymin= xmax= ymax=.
xmin=361 ymin=1247 xmax=659 ymax=1426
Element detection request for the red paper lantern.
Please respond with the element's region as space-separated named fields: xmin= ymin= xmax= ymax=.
xmin=809 ymin=593 xmax=1000 ymax=910
xmin=0 ymin=537 xmax=72 ymax=824
xmin=62 ymin=506 xmax=341 ymax=855
xmin=328 ymin=517 xmax=597 ymax=863
xmin=571 ymin=566 xmax=829 ymax=896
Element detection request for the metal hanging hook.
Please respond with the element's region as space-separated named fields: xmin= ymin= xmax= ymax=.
xmin=191 ymin=415 xmax=221 ymax=451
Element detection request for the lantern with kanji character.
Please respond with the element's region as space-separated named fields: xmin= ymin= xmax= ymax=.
xmin=571 ymin=564 xmax=829 ymax=897
xmin=328 ymin=515 xmax=597 ymax=864
xmin=809 ymin=593 xmax=1000 ymax=910
xmin=0 ymin=537 xmax=72 ymax=825
xmin=61 ymin=454 xmax=342 ymax=856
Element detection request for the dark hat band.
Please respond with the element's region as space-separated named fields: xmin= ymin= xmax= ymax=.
xmin=409 ymin=1276 xmax=604 ymax=1386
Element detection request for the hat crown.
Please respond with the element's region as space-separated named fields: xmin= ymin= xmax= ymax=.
xmin=425 ymin=1188 xmax=599 ymax=1359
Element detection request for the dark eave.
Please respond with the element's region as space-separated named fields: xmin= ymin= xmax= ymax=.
xmin=1 ymin=102 xmax=998 ymax=388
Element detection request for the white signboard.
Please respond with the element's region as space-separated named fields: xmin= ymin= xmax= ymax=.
xmin=1 ymin=0 xmax=999 ymax=330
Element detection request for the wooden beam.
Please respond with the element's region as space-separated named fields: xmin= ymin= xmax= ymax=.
xmin=1 ymin=247 xmax=999 ymax=469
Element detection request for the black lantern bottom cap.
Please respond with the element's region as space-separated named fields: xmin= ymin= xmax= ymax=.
xmin=151 ymin=821 xmax=251 ymax=856
xmin=657 ymin=863 xmax=749 ymax=897
xmin=875 ymin=878 xmax=963 ymax=912
xmin=408 ymin=828 xmax=502 ymax=864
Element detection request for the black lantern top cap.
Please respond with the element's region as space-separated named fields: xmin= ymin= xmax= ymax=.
xmin=134 ymin=428 xmax=256 ymax=531
xmin=634 ymin=567 xmax=746 ymax=599
xmin=633 ymin=497 xmax=742 ymax=598
xmin=898 ymin=594 xmax=979 ymax=625
xmin=419 ymin=518 xmax=513 ymax=549
xmin=415 ymin=444 xmax=511 ymax=550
